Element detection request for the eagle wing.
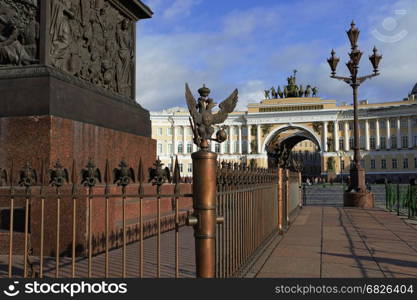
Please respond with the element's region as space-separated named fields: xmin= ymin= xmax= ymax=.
xmin=185 ymin=83 xmax=202 ymax=124
xmin=129 ymin=167 xmax=135 ymax=183
xmin=1 ymin=169 xmax=7 ymax=185
xmin=113 ymin=168 xmax=120 ymax=184
xmin=95 ymin=169 xmax=102 ymax=183
xmin=64 ymin=169 xmax=69 ymax=183
xmin=212 ymin=89 xmax=238 ymax=124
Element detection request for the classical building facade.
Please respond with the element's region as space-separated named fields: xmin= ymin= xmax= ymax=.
xmin=151 ymin=86 xmax=417 ymax=182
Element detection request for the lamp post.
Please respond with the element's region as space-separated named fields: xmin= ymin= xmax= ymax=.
xmin=327 ymin=21 xmax=382 ymax=207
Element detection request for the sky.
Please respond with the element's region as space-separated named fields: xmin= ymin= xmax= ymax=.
xmin=135 ymin=0 xmax=417 ymax=111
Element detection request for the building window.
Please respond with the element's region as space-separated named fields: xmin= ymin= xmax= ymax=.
xmin=341 ymin=160 xmax=345 ymax=171
xmin=381 ymin=159 xmax=386 ymax=169
xmin=168 ymin=143 xmax=173 ymax=154
xmin=380 ymin=136 xmax=386 ymax=149
xmin=157 ymin=143 xmax=163 ymax=154
xmin=360 ymin=159 xmax=365 ymax=167
xmin=224 ymin=143 xmax=229 ymax=153
xmin=215 ymin=143 xmax=220 ymax=153
xmin=370 ymin=136 xmax=376 ymax=149
xmin=415 ymin=157 xmax=417 ymax=168
xmin=187 ymin=163 xmax=192 ymax=173
xmin=403 ymin=158 xmax=409 ymax=169
xmin=349 ymin=122 xmax=353 ymax=130
xmin=400 ymin=118 xmax=407 ymax=128
xmin=178 ymin=143 xmax=183 ymax=154
xmin=402 ymin=136 xmax=408 ymax=148
xmin=414 ymin=118 xmax=417 ymax=127
xmin=390 ymin=119 xmax=396 ymax=128
xmin=177 ymin=127 xmax=184 ymax=136
xmin=186 ymin=127 xmax=192 ymax=136
xmin=349 ymin=137 xmax=354 ymax=149
xmin=339 ymin=138 xmax=344 ymax=150
xmin=234 ymin=141 xmax=239 ymax=153
xmin=391 ymin=135 xmax=397 ymax=148
xmin=371 ymin=159 xmax=376 ymax=169
xmin=338 ymin=122 xmax=343 ymax=130
xmin=242 ymin=141 xmax=248 ymax=153
xmin=414 ymin=136 xmax=417 ymax=147
xmin=370 ymin=120 xmax=376 ymax=129
xmin=360 ymin=136 xmax=365 ymax=149
xmin=380 ymin=120 xmax=386 ymax=129
xmin=167 ymin=127 xmax=173 ymax=136
xmin=179 ymin=163 xmax=183 ymax=173
xmin=187 ymin=143 xmax=192 ymax=153
xmin=392 ymin=159 xmax=397 ymax=169
xmin=350 ymin=160 xmax=354 ymax=169
xmin=157 ymin=128 xmax=163 ymax=136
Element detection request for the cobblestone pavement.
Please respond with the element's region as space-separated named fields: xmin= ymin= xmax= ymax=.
xmin=257 ymin=207 xmax=417 ymax=278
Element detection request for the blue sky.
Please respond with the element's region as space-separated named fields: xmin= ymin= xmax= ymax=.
xmin=135 ymin=0 xmax=417 ymax=111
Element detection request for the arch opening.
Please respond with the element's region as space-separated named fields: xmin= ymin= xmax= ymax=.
xmin=264 ymin=126 xmax=322 ymax=178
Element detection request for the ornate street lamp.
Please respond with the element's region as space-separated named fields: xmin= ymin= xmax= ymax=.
xmin=327 ymin=21 xmax=382 ymax=207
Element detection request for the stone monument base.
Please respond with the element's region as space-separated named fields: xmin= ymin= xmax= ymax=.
xmin=343 ymin=190 xmax=375 ymax=208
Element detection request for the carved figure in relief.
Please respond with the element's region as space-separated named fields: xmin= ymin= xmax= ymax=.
xmin=50 ymin=0 xmax=74 ymax=70
xmin=0 ymin=2 xmax=39 ymax=66
xmin=116 ymin=19 xmax=133 ymax=95
xmin=47 ymin=0 xmax=134 ymax=98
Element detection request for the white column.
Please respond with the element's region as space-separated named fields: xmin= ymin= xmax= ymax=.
xmin=256 ymin=124 xmax=261 ymax=153
xmin=375 ymin=119 xmax=380 ymax=150
xmin=397 ymin=118 xmax=401 ymax=149
xmin=238 ymin=125 xmax=242 ymax=154
xmin=220 ymin=127 xmax=224 ymax=155
xmin=408 ymin=117 xmax=413 ymax=148
xmin=173 ymin=125 xmax=178 ymax=154
xmin=182 ymin=126 xmax=187 ymax=153
xmin=229 ymin=126 xmax=233 ymax=154
xmin=334 ymin=120 xmax=339 ymax=152
xmin=323 ymin=121 xmax=328 ymax=152
xmin=247 ymin=125 xmax=252 ymax=154
xmin=365 ymin=119 xmax=370 ymax=151
xmin=344 ymin=121 xmax=349 ymax=151
xmin=386 ymin=118 xmax=391 ymax=150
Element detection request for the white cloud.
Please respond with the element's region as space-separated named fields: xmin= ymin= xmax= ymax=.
xmin=136 ymin=0 xmax=417 ymax=112
xmin=162 ymin=0 xmax=202 ymax=20
xmin=222 ymin=7 xmax=280 ymax=38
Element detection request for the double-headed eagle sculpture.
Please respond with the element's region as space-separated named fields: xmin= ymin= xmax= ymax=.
xmin=185 ymin=83 xmax=238 ymax=150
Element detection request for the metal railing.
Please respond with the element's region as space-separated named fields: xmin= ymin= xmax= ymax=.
xmin=0 ymin=157 xmax=193 ymax=278
xmin=385 ymin=183 xmax=417 ymax=219
xmin=215 ymin=162 xmax=279 ymax=277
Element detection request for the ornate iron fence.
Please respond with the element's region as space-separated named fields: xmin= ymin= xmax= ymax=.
xmin=215 ymin=162 xmax=279 ymax=277
xmin=0 ymin=157 xmax=194 ymax=278
xmin=1 ymin=156 xmax=302 ymax=278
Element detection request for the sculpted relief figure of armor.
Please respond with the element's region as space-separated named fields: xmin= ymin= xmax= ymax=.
xmin=49 ymin=0 xmax=134 ymax=98
xmin=0 ymin=0 xmax=39 ymax=66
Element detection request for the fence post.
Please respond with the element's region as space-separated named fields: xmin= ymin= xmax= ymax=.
xmin=397 ymin=183 xmax=400 ymax=216
xmin=277 ymin=168 xmax=283 ymax=232
xmin=298 ymin=171 xmax=302 ymax=208
xmin=286 ymin=169 xmax=290 ymax=225
xmin=188 ymin=150 xmax=218 ymax=278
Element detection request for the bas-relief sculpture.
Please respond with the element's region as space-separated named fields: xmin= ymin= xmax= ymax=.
xmin=49 ymin=0 xmax=134 ymax=98
xmin=0 ymin=0 xmax=39 ymax=66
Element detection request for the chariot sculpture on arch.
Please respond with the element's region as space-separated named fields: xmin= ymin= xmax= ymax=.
xmin=185 ymin=83 xmax=238 ymax=151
